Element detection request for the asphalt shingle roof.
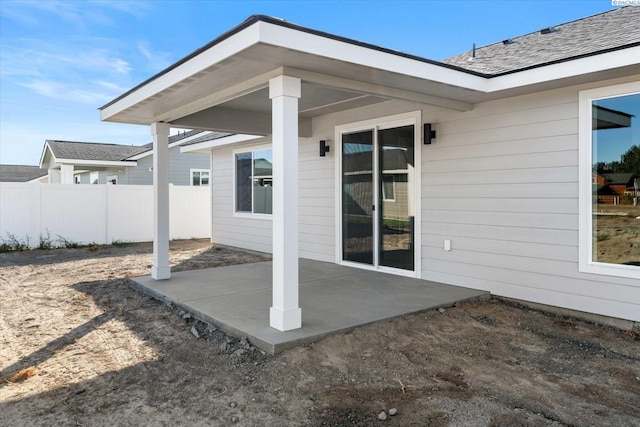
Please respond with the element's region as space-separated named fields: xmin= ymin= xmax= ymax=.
xmin=443 ymin=6 xmax=640 ymax=75
xmin=46 ymin=140 xmax=143 ymax=162
xmin=0 ymin=165 xmax=47 ymax=182
xmin=46 ymin=130 xmax=233 ymax=162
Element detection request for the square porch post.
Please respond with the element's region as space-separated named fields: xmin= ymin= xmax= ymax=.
xmin=151 ymin=122 xmax=171 ymax=280
xmin=269 ymin=75 xmax=302 ymax=331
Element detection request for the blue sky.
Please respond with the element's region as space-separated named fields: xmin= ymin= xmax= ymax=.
xmin=0 ymin=0 xmax=617 ymax=165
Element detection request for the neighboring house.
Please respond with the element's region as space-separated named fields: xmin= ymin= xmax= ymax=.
xmin=0 ymin=165 xmax=48 ymax=183
xmin=595 ymin=173 xmax=639 ymax=205
xmin=39 ymin=130 xmax=228 ymax=185
xmin=100 ymin=7 xmax=640 ymax=331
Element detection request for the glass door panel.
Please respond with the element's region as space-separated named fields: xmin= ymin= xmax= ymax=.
xmin=378 ymin=125 xmax=415 ymax=271
xmin=342 ymin=130 xmax=374 ymax=265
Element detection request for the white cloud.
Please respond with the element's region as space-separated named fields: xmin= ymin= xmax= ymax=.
xmin=137 ymin=41 xmax=173 ymax=72
xmin=0 ymin=0 xmax=151 ymax=28
xmin=18 ymin=79 xmax=117 ymax=105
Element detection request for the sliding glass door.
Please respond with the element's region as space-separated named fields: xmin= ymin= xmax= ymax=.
xmin=341 ymin=124 xmax=415 ymax=272
xmin=342 ymin=130 xmax=375 ymax=265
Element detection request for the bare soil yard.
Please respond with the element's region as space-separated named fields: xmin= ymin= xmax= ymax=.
xmin=1 ymin=239 xmax=639 ymax=426
xmin=594 ymin=204 xmax=640 ymax=265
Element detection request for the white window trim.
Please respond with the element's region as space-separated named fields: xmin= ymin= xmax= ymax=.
xmin=106 ymin=175 xmax=118 ymax=185
xmin=382 ymin=174 xmax=396 ymax=202
xmin=190 ymin=168 xmax=210 ymax=186
xmin=89 ymin=171 xmax=99 ymax=185
xmin=334 ymin=110 xmax=422 ymax=278
xmin=232 ymin=143 xmax=273 ymax=220
xmin=578 ymin=80 xmax=640 ymax=280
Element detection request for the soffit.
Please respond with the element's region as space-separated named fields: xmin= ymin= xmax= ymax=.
xmin=103 ymin=39 xmax=640 ymax=129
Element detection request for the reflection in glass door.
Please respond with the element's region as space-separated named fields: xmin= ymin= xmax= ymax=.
xmin=378 ymin=125 xmax=415 ymax=271
xmin=342 ymin=130 xmax=374 ymax=265
xmin=341 ymin=125 xmax=415 ymax=272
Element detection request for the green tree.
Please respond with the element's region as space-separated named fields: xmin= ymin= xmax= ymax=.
xmin=617 ymin=144 xmax=640 ymax=175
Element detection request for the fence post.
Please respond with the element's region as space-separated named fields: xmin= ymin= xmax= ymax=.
xmin=35 ymin=183 xmax=42 ymax=246
xmin=105 ymin=183 xmax=111 ymax=245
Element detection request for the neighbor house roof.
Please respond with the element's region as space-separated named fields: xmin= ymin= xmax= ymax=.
xmin=443 ymin=6 xmax=640 ymax=75
xmin=603 ymin=173 xmax=635 ymax=185
xmin=46 ymin=140 xmax=143 ymax=162
xmin=0 ymin=165 xmax=48 ymax=182
xmin=40 ymin=130 xmax=224 ymax=168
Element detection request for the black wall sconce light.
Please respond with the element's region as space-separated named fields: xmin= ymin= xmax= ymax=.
xmin=319 ymin=140 xmax=331 ymax=157
xmin=424 ymin=123 xmax=436 ymax=145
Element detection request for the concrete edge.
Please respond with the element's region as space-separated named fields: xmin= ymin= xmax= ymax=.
xmin=128 ymin=278 xmax=277 ymax=354
xmin=497 ymin=297 xmax=640 ymax=332
xmin=129 ymin=277 xmax=490 ymax=355
xmin=270 ymin=292 xmax=491 ymax=354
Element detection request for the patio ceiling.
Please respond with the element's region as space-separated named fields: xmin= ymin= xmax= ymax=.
xmin=100 ymin=15 xmax=640 ymax=136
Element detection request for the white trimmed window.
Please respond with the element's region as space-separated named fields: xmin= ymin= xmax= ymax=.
xmin=107 ymin=175 xmax=118 ymax=185
xmin=90 ymin=171 xmax=99 ymax=184
xmin=579 ymin=81 xmax=640 ymax=279
xmin=382 ymin=174 xmax=396 ymax=201
xmin=191 ymin=169 xmax=210 ymax=186
xmin=234 ymin=145 xmax=272 ymax=216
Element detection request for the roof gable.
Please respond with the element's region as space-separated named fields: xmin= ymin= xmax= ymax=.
xmin=46 ymin=140 xmax=143 ymax=162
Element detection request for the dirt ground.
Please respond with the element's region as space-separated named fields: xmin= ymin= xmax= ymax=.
xmin=1 ymin=239 xmax=639 ymax=427
xmin=594 ymin=204 xmax=640 ymax=265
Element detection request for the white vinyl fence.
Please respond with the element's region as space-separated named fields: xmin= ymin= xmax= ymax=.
xmin=0 ymin=183 xmax=210 ymax=246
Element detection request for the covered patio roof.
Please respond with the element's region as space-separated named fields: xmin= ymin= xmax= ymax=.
xmin=99 ymin=14 xmax=640 ymax=135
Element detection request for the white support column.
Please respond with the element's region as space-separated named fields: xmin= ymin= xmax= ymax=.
xmin=269 ymin=75 xmax=302 ymax=331
xmin=151 ymin=122 xmax=171 ymax=280
xmin=60 ymin=164 xmax=74 ymax=184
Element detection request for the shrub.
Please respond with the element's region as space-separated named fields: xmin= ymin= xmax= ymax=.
xmin=57 ymin=235 xmax=81 ymax=249
xmin=0 ymin=233 xmax=31 ymax=252
xmin=39 ymin=229 xmax=54 ymax=250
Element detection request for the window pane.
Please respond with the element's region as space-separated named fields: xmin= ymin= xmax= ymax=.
xmin=382 ymin=175 xmax=395 ymax=200
xmin=591 ymin=93 xmax=640 ymax=267
xmin=236 ymin=153 xmax=252 ymax=212
xmin=378 ymin=125 xmax=414 ymax=271
xmin=192 ymin=171 xmax=200 ymax=186
xmin=253 ymin=149 xmax=272 ymax=214
xmin=201 ymin=171 xmax=209 ymax=186
xmin=342 ymin=130 xmax=374 ymax=265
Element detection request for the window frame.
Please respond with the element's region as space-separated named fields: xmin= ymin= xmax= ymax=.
xmin=89 ymin=171 xmax=99 ymax=185
xmin=381 ymin=174 xmax=396 ymax=202
xmin=578 ymin=81 xmax=640 ymax=280
xmin=232 ymin=143 xmax=273 ymax=220
xmin=106 ymin=175 xmax=118 ymax=185
xmin=190 ymin=168 xmax=210 ymax=186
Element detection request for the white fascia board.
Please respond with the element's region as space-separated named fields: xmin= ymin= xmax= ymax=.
xmin=256 ymin=21 xmax=488 ymax=92
xmin=38 ymin=141 xmax=53 ymax=168
xmin=180 ymin=134 xmax=262 ymax=153
xmin=28 ymin=175 xmax=48 ymax=183
xmin=55 ymin=159 xmax=138 ymax=167
xmin=126 ymin=131 xmax=214 ymax=160
xmin=100 ymin=24 xmax=262 ymax=121
xmin=486 ymin=47 xmax=640 ymax=92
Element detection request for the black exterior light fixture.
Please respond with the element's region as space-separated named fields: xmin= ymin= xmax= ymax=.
xmin=423 ymin=123 xmax=437 ymax=145
xmin=319 ymin=140 xmax=330 ymax=157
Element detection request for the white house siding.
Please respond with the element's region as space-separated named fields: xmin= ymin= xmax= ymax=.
xmin=419 ymin=76 xmax=640 ymax=322
xmin=211 ymin=141 xmax=273 ymax=253
xmin=116 ymin=147 xmax=210 ymax=185
xmin=207 ymin=76 xmax=639 ymax=322
xmin=73 ymin=146 xmax=209 ymax=185
xmin=210 ymin=137 xmax=336 ymax=261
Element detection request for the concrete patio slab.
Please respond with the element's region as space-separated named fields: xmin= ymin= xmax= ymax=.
xmin=131 ymin=259 xmax=489 ymax=354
